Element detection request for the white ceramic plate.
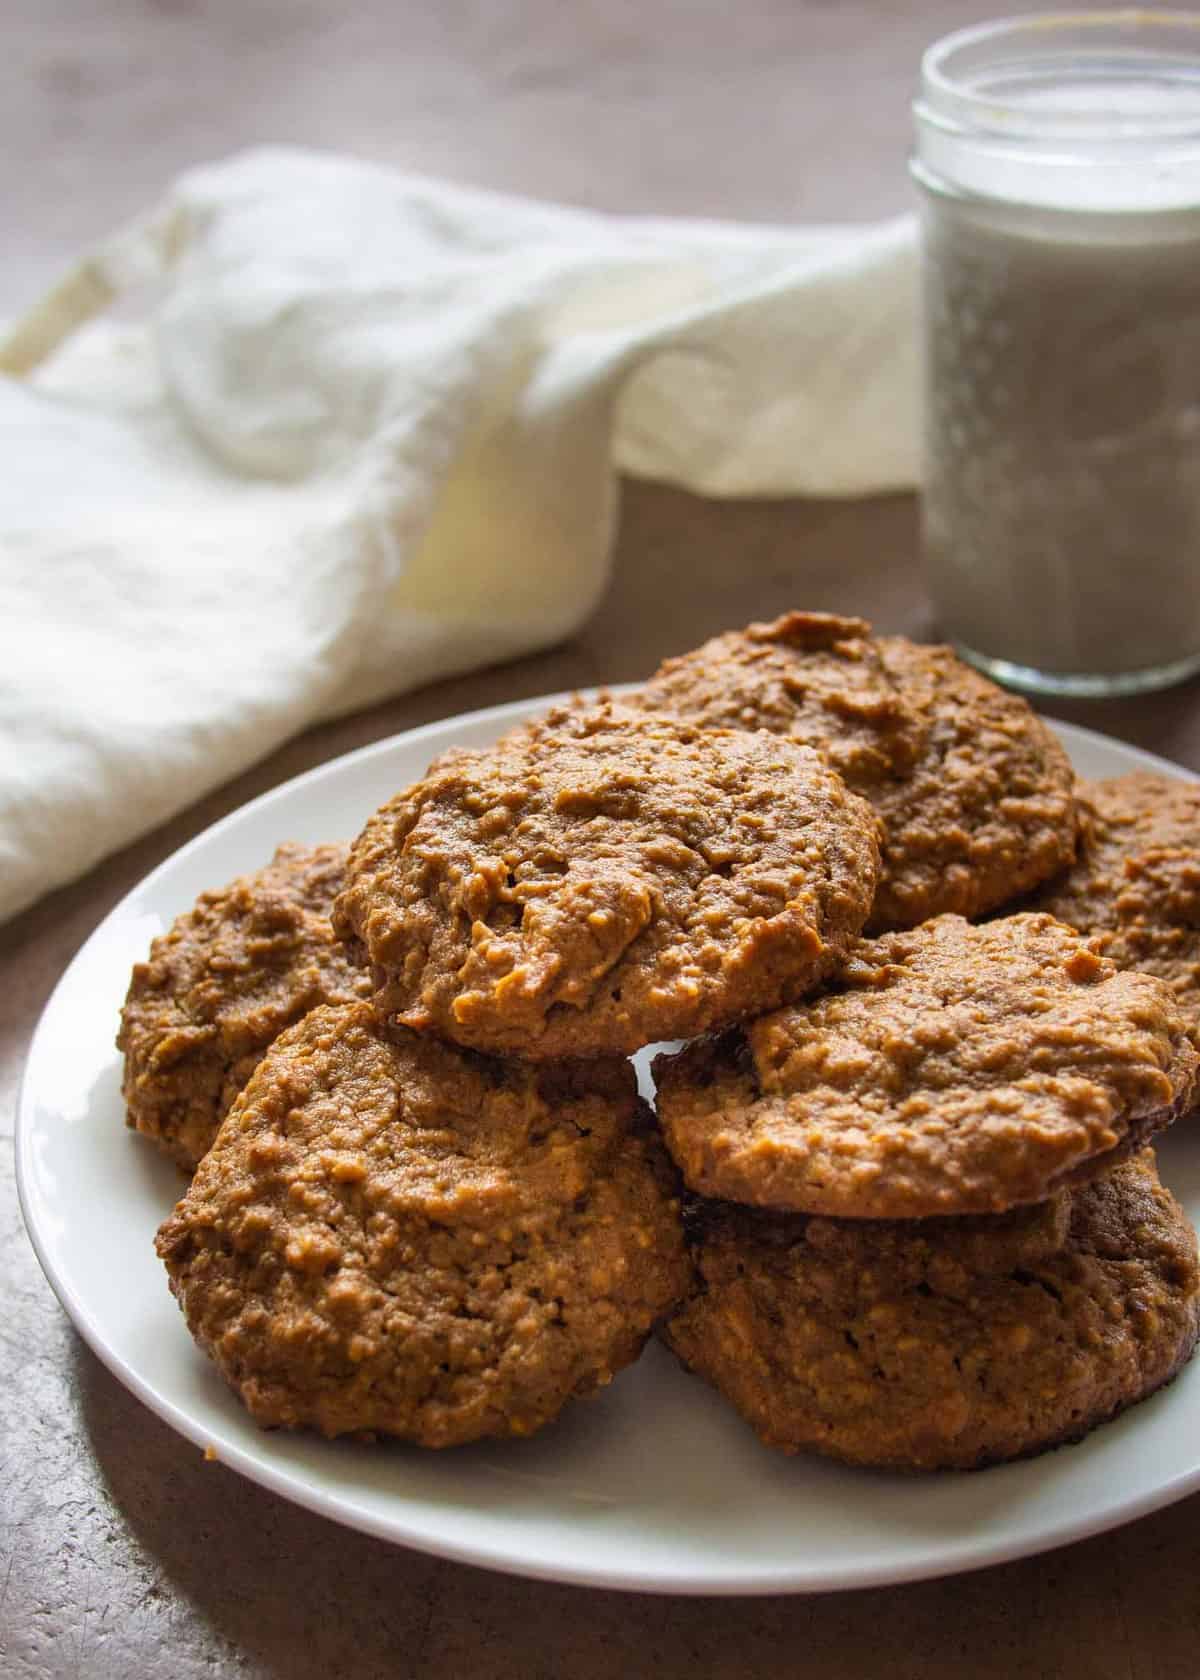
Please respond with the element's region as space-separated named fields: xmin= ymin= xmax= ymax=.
xmin=17 ymin=699 xmax=1200 ymax=1596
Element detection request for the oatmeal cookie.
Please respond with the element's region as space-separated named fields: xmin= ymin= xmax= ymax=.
xmin=1031 ymin=772 xmax=1200 ymax=1022
xmin=629 ymin=611 xmax=1077 ymax=930
xmin=156 ymin=1001 xmax=688 ymax=1444
xmin=118 ymin=842 xmax=371 ymax=1172
xmin=654 ymin=913 xmax=1198 ymax=1218
xmin=333 ymin=706 xmax=881 ymax=1059
xmin=662 ymin=1151 xmax=1199 ymax=1470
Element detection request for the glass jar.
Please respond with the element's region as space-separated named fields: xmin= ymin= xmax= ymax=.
xmin=912 ymin=11 xmax=1200 ymax=696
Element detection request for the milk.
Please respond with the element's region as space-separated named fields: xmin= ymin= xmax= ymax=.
xmin=914 ymin=18 xmax=1200 ymax=693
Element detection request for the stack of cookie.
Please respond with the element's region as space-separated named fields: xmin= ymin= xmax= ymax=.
xmin=122 ymin=610 xmax=1200 ymax=1470
xmin=630 ymin=615 xmax=1200 ymax=1469
xmin=139 ymin=702 xmax=886 ymax=1445
xmin=654 ymin=915 xmax=1200 ymax=1469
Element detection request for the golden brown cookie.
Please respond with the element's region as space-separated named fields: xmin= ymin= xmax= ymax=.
xmin=629 ymin=611 xmax=1077 ymax=930
xmin=118 ymin=842 xmax=371 ymax=1172
xmin=333 ymin=706 xmax=881 ymax=1059
xmin=156 ymin=1001 xmax=688 ymax=1444
xmin=654 ymin=914 xmax=1198 ymax=1218
xmin=662 ymin=1151 xmax=1199 ymax=1471
xmin=1031 ymin=772 xmax=1200 ymax=1022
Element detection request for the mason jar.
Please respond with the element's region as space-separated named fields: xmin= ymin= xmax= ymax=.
xmin=912 ymin=11 xmax=1200 ymax=696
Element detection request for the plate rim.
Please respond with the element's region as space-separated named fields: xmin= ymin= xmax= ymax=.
xmin=15 ymin=696 xmax=1200 ymax=1596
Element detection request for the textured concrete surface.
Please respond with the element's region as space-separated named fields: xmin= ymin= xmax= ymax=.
xmin=7 ymin=0 xmax=983 ymax=311
xmin=5 ymin=3 xmax=1200 ymax=1676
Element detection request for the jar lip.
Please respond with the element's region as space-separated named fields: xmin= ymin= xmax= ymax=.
xmin=919 ymin=9 xmax=1200 ymax=147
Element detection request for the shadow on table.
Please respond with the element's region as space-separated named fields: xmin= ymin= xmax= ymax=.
xmin=73 ymin=1333 xmax=1200 ymax=1680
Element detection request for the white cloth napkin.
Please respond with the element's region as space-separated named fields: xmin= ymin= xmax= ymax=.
xmin=0 ymin=147 xmax=918 ymax=924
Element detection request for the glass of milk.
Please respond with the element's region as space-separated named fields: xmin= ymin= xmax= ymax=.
xmin=913 ymin=11 xmax=1200 ymax=696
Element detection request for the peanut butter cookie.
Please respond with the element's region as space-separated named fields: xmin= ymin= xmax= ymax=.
xmin=1031 ymin=772 xmax=1200 ymax=1023
xmin=156 ymin=1001 xmax=688 ymax=1444
xmin=629 ymin=611 xmax=1077 ymax=930
xmin=333 ymin=706 xmax=881 ymax=1058
xmin=118 ymin=842 xmax=371 ymax=1171
xmin=654 ymin=913 xmax=1198 ymax=1218
xmin=663 ymin=1152 xmax=1200 ymax=1471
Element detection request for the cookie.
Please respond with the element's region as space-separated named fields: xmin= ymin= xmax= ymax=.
xmin=333 ymin=706 xmax=881 ymax=1059
xmin=1031 ymin=772 xmax=1200 ymax=1022
xmin=118 ymin=842 xmax=371 ymax=1171
xmin=654 ymin=913 xmax=1198 ymax=1218
xmin=662 ymin=1151 xmax=1200 ymax=1471
xmin=156 ymin=1001 xmax=688 ymax=1444
xmin=629 ymin=611 xmax=1077 ymax=930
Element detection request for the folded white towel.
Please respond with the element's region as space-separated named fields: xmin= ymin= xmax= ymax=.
xmin=0 ymin=147 xmax=918 ymax=923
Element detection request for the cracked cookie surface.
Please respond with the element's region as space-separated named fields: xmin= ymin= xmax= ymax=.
xmin=629 ymin=611 xmax=1077 ymax=930
xmin=156 ymin=1001 xmax=688 ymax=1444
xmin=1031 ymin=772 xmax=1200 ymax=1024
xmin=334 ymin=706 xmax=881 ymax=1058
xmin=654 ymin=913 xmax=1199 ymax=1218
xmin=118 ymin=842 xmax=371 ymax=1171
xmin=663 ymin=1151 xmax=1200 ymax=1470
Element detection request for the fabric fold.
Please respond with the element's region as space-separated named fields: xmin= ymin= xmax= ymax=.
xmin=0 ymin=146 xmax=918 ymax=922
